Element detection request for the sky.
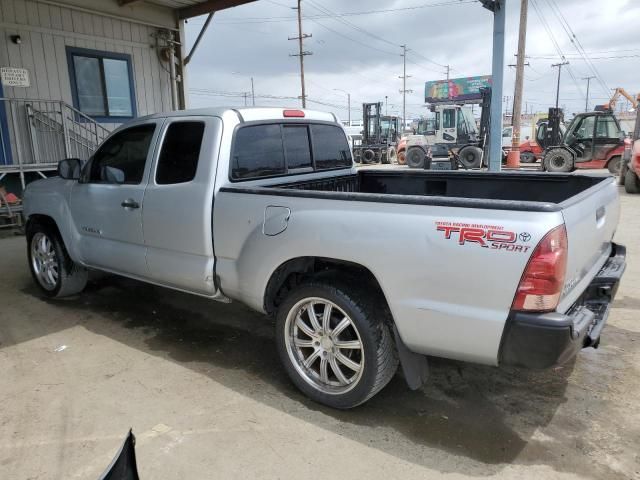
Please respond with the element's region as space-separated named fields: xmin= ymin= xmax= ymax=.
xmin=183 ymin=0 xmax=640 ymax=123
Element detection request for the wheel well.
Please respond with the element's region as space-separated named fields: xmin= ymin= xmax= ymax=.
xmin=607 ymin=154 xmax=621 ymax=165
xmin=263 ymin=257 xmax=390 ymax=316
xmin=26 ymin=214 xmax=60 ymax=237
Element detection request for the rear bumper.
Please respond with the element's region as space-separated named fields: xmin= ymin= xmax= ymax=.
xmin=499 ymin=243 xmax=626 ymax=369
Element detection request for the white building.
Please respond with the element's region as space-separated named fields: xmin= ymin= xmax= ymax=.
xmin=0 ymin=0 xmax=254 ymax=189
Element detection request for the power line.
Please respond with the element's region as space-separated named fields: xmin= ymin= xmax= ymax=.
xmin=543 ymin=0 xmax=610 ymax=96
xmin=529 ymin=0 xmax=583 ymax=97
xmin=208 ymin=0 xmax=478 ymax=24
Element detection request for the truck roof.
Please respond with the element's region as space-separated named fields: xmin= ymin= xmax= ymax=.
xmin=136 ymin=107 xmax=339 ymax=124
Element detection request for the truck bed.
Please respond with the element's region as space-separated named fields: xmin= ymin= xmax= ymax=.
xmin=259 ymin=170 xmax=611 ymax=212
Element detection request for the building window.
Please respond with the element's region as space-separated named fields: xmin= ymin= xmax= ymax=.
xmin=66 ymin=47 xmax=136 ymax=121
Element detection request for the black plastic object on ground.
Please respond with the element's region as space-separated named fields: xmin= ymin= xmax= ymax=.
xmin=98 ymin=430 xmax=140 ymax=480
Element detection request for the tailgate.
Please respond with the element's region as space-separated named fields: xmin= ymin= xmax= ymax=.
xmin=557 ymin=176 xmax=620 ymax=313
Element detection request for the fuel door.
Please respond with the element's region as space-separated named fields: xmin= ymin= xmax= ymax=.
xmin=263 ymin=206 xmax=291 ymax=236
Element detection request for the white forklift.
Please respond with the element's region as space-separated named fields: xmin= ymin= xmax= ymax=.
xmin=403 ymin=87 xmax=492 ymax=170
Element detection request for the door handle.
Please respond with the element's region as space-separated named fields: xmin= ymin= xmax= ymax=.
xmin=121 ymin=199 xmax=140 ymax=209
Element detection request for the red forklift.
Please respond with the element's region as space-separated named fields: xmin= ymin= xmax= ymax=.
xmin=542 ymin=108 xmax=625 ymax=174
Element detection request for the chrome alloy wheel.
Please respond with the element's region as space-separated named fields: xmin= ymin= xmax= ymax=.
xmin=284 ymin=298 xmax=365 ymax=395
xmin=30 ymin=232 xmax=59 ymax=291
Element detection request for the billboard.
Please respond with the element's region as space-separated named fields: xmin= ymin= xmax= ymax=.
xmin=425 ymin=75 xmax=492 ymax=104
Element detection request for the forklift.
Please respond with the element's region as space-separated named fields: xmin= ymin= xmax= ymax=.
xmin=542 ymin=108 xmax=626 ymax=173
xmin=352 ymin=102 xmax=401 ymax=164
xmin=405 ymin=87 xmax=494 ymax=170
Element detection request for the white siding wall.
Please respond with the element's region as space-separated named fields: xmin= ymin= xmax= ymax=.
xmin=0 ymin=0 xmax=175 ymax=126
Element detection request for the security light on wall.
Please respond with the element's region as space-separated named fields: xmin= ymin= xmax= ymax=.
xmin=10 ymin=35 xmax=21 ymax=44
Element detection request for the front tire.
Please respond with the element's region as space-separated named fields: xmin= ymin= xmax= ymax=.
xmin=543 ymin=148 xmax=574 ymax=172
xmin=275 ymin=278 xmax=398 ymax=409
xmin=26 ymin=222 xmax=88 ymax=297
xmin=624 ymin=169 xmax=640 ymax=194
xmin=458 ymin=145 xmax=483 ymax=169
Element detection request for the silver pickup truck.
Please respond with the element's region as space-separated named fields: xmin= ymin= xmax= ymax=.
xmin=23 ymin=107 xmax=626 ymax=409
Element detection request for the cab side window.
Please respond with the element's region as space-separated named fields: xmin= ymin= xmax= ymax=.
xmin=156 ymin=122 xmax=205 ymax=184
xmin=595 ymin=116 xmax=620 ymax=139
xmin=89 ymin=124 xmax=155 ymax=184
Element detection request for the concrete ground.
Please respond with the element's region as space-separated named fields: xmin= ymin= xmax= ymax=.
xmin=1 ymin=186 xmax=639 ymax=480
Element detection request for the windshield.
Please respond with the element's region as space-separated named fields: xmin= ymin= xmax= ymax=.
xmin=416 ymin=115 xmax=437 ymax=135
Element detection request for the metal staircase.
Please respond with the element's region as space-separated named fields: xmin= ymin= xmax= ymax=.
xmin=0 ymin=98 xmax=112 ymax=187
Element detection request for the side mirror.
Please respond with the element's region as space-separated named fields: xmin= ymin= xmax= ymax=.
xmin=57 ymin=158 xmax=83 ymax=180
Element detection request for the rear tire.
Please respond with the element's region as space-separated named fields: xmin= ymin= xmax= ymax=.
xmin=607 ymin=156 xmax=622 ymax=175
xmin=26 ymin=221 xmax=88 ymax=298
xmin=520 ymin=151 xmax=536 ymax=163
xmin=543 ymin=148 xmax=574 ymax=173
xmin=406 ymin=146 xmax=427 ymax=168
xmin=275 ymin=277 xmax=398 ymax=409
xmin=624 ymin=169 xmax=640 ymax=194
xmin=458 ymin=145 xmax=483 ymax=169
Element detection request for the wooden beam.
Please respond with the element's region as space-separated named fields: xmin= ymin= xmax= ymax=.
xmin=177 ymin=0 xmax=257 ymax=20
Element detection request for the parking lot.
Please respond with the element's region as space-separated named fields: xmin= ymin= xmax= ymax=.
xmin=0 ymin=184 xmax=638 ymax=480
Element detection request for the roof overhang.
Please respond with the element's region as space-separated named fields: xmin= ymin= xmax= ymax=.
xmin=119 ymin=0 xmax=258 ymax=20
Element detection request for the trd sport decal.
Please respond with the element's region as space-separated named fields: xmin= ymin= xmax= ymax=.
xmin=435 ymin=221 xmax=532 ymax=253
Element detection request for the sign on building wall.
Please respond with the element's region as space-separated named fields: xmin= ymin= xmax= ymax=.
xmin=425 ymin=75 xmax=492 ymax=104
xmin=1 ymin=67 xmax=30 ymax=87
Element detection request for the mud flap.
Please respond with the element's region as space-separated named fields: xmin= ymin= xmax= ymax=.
xmin=393 ymin=326 xmax=429 ymax=390
xmin=98 ymin=430 xmax=140 ymax=480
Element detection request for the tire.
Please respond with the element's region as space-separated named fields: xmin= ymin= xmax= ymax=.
xmin=624 ymin=169 xmax=640 ymax=194
xmin=607 ymin=156 xmax=622 ymax=175
xmin=26 ymin=221 xmax=88 ymax=298
xmin=619 ymin=161 xmax=628 ymax=186
xmin=405 ymin=146 xmax=426 ymax=168
xmin=520 ymin=151 xmax=536 ymax=163
xmin=457 ymin=145 xmax=483 ymax=169
xmin=386 ymin=146 xmax=398 ymax=164
xmin=275 ymin=277 xmax=398 ymax=409
xmin=543 ymin=148 xmax=574 ymax=172
xmin=362 ymin=149 xmax=376 ymax=164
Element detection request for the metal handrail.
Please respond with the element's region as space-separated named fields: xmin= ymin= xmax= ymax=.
xmin=0 ymin=98 xmax=114 ymax=187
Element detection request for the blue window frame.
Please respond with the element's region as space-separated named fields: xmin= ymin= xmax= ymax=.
xmin=66 ymin=47 xmax=137 ymax=122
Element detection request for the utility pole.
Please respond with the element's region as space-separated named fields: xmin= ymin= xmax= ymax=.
xmin=289 ymin=0 xmax=312 ymax=108
xmin=551 ymin=61 xmax=569 ymax=109
xmin=399 ymin=45 xmax=413 ymax=131
xmin=251 ymin=77 xmax=255 ymax=106
xmin=243 ymin=92 xmax=248 ymax=106
xmin=582 ymin=76 xmax=595 ymax=112
xmin=508 ymin=0 xmax=528 ymax=168
xmin=385 ymin=96 xmax=388 ymax=116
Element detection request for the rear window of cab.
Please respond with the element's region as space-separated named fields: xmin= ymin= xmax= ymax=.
xmin=230 ymin=123 xmax=352 ymax=181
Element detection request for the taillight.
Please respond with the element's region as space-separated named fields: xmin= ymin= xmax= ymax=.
xmin=512 ymin=225 xmax=568 ymax=312
xmin=283 ymin=109 xmax=305 ymax=118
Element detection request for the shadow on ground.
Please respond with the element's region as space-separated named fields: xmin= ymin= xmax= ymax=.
xmin=7 ymin=273 xmax=638 ymax=479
